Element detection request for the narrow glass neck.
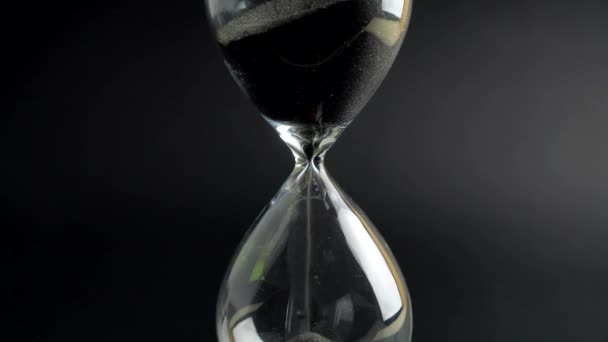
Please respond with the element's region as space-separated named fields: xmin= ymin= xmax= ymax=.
xmin=265 ymin=119 xmax=347 ymax=169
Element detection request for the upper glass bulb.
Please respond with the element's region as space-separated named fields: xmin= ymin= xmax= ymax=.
xmin=205 ymin=0 xmax=412 ymax=126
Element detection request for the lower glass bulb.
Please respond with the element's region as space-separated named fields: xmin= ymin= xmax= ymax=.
xmin=216 ymin=123 xmax=412 ymax=342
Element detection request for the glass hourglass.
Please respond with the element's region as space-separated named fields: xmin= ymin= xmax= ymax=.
xmin=204 ymin=0 xmax=413 ymax=341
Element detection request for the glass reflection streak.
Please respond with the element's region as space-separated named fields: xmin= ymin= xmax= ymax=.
xmin=319 ymin=160 xmax=408 ymax=340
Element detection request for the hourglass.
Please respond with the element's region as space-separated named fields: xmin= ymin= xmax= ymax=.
xmin=204 ymin=0 xmax=413 ymax=341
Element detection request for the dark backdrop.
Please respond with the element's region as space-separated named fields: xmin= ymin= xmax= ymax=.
xmin=4 ymin=0 xmax=608 ymax=341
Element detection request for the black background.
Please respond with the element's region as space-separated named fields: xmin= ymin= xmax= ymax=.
xmin=4 ymin=0 xmax=608 ymax=341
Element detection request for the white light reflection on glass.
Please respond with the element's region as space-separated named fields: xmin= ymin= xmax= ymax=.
xmin=319 ymin=169 xmax=402 ymax=321
xmin=233 ymin=317 xmax=264 ymax=342
xmin=336 ymin=207 xmax=401 ymax=320
xmin=382 ymin=0 xmax=404 ymax=18
xmin=382 ymin=0 xmax=405 ymax=18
